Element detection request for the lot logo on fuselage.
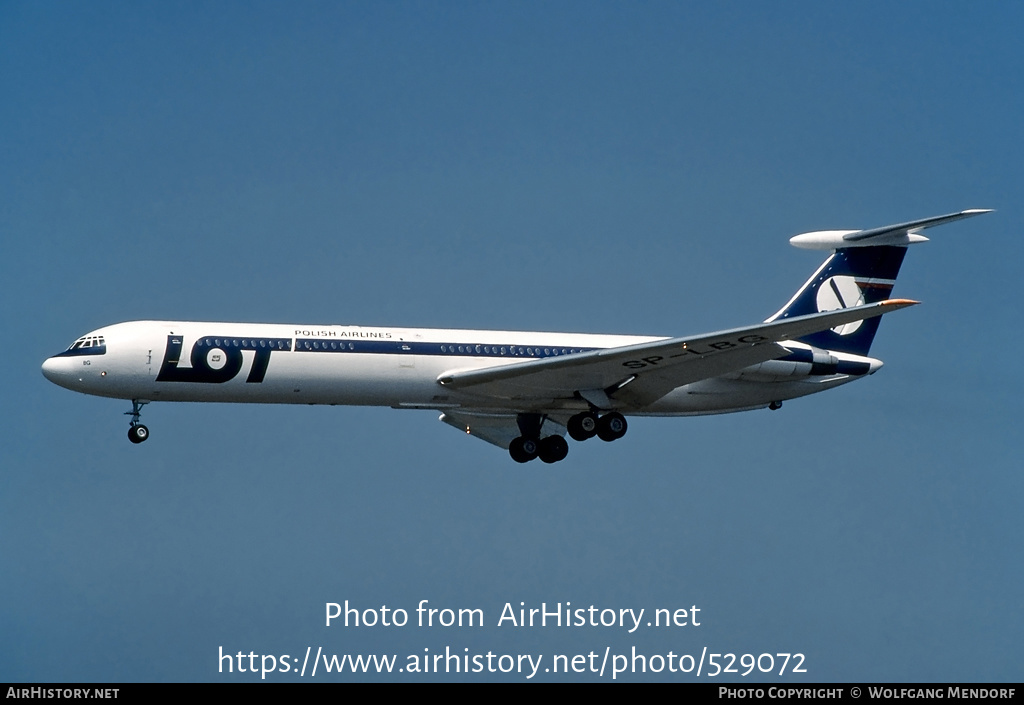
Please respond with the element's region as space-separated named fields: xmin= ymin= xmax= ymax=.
xmin=157 ymin=335 xmax=284 ymax=384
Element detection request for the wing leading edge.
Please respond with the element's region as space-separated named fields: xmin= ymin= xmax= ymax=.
xmin=437 ymin=299 xmax=918 ymax=409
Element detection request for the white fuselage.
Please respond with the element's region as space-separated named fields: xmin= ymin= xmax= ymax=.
xmin=42 ymin=320 xmax=876 ymax=416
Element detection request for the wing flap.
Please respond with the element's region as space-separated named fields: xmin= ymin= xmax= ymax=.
xmin=439 ymin=411 xmax=566 ymax=450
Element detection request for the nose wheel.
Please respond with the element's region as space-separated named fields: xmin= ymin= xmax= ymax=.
xmin=125 ymin=400 xmax=150 ymax=444
xmin=128 ymin=424 xmax=149 ymax=444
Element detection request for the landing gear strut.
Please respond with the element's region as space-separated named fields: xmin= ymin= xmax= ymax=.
xmin=125 ymin=399 xmax=150 ymax=444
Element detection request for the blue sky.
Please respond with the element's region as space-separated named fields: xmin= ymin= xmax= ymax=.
xmin=2 ymin=2 xmax=1021 ymax=682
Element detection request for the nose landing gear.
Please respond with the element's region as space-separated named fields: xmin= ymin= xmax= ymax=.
xmin=125 ymin=400 xmax=150 ymax=444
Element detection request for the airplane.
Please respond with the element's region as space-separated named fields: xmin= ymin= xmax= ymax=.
xmin=41 ymin=209 xmax=990 ymax=463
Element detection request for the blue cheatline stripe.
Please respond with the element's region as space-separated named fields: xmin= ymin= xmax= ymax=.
xmin=195 ymin=337 xmax=293 ymax=352
xmin=293 ymin=339 xmax=598 ymax=359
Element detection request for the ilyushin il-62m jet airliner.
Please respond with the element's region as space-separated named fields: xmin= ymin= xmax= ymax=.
xmin=42 ymin=210 xmax=989 ymax=463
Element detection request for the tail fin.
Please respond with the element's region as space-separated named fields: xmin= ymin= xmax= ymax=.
xmin=768 ymin=246 xmax=907 ymax=355
xmin=768 ymin=209 xmax=991 ymax=356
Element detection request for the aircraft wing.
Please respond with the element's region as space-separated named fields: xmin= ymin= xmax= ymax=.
xmin=438 ymin=299 xmax=917 ymax=409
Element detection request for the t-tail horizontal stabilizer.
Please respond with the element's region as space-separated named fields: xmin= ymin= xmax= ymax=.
xmin=789 ymin=208 xmax=993 ymax=250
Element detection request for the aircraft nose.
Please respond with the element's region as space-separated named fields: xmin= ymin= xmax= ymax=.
xmin=41 ymin=356 xmax=61 ymax=383
xmin=41 ymin=355 xmax=77 ymax=389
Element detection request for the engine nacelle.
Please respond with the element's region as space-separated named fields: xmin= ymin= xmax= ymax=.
xmin=736 ymin=346 xmax=880 ymax=381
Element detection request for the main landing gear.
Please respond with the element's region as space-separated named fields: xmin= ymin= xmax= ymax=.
xmin=508 ymin=413 xmax=568 ymax=464
xmin=567 ymin=410 xmax=627 ymax=442
xmin=508 ymin=410 xmax=628 ymax=464
xmin=125 ymin=399 xmax=150 ymax=444
xmin=509 ymin=435 xmax=569 ymax=464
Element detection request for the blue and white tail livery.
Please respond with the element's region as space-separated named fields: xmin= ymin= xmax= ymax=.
xmin=769 ymin=246 xmax=907 ymax=356
xmin=42 ymin=209 xmax=991 ymax=464
xmin=771 ymin=209 xmax=991 ymax=356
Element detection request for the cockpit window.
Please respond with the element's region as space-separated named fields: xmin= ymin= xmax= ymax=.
xmin=66 ymin=336 xmax=106 ymax=351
